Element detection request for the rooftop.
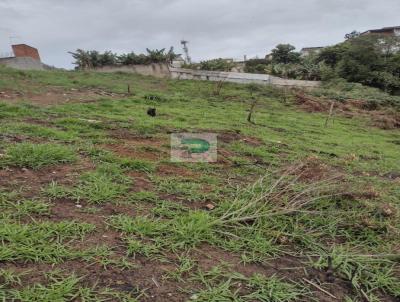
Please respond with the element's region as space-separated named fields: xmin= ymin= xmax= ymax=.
xmin=361 ymin=26 xmax=400 ymax=34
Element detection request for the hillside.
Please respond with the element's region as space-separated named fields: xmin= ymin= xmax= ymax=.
xmin=0 ymin=66 xmax=399 ymax=302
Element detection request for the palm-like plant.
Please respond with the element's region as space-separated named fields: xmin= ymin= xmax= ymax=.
xmin=70 ymin=46 xmax=180 ymax=68
xmin=68 ymin=49 xmax=92 ymax=70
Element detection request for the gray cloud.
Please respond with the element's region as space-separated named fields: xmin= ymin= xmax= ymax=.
xmin=0 ymin=0 xmax=399 ymax=68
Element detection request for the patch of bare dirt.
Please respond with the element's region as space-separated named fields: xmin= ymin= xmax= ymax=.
xmin=128 ymin=171 xmax=154 ymax=192
xmin=0 ymin=134 xmax=43 ymax=144
xmin=0 ymin=160 xmax=94 ymax=197
xmin=103 ymin=135 xmax=169 ymax=162
xmin=217 ymin=148 xmax=236 ymax=164
xmin=103 ymin=143 xmax=164 ymax=161
xmin=156 ymin=163 xmax=199 ymax=178
xmin=296 ymin=156 xmax=343 ymax=182
xmin=218 ymin=130 xmax=263 ymax=146
xmin=23 ymin=117 xmax=54 ymax=127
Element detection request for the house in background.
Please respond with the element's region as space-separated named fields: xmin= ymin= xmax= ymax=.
xmin=11 ymin=44 xmax=41 ymax=61
xmin=360 ymin=26 xmax=400 ymax=37
xmin=300 ymin=46 xmax=325 ymax=57
xmin=360 ymin=26 xmax=400 ymax=54
xmin=171 ymin=54 xmax=185 ymax=68
xmin=0 ymin=43 xmax=45 ymax=70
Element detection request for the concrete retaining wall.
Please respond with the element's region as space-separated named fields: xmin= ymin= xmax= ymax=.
xmin=0 ymin=57 xmax=44 ymax=70
xmin=94 ymin=63 xmax=170 ymax=78
xmin=93 ymin=64 xmax=320 ymax=88
xmin=169 ymin=67 xmax=320 ymax=88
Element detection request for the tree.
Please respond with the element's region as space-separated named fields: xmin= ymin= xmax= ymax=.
xmin=166 ymin=47 xmax=180 ymax=63
xmin=244 ymin=59 xmax=269 ymax=74
xmin=118 ymin=52 xmax=145 ymax=65
xmin=68 ymin=49 xmax=92 ymax=70
xmin=317 ymin=35 xmax=400 ymax=94
xmin=99 ymin=51 xmax=117 ymax=66
xmin=317 ymin=44 xmax=347 ymax=68
xmin=70 ymin=46 xmax=179 ymax=68
xmin=199 ymin=58 xmax=234 ymax=71
xmin=271 ymin=44 xmax=301 ymax=64
xmin=298 ymin=54 xmax=323 ymax=81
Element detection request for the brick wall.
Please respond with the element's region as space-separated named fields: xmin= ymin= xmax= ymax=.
xmin=12 ymin=44 xmax=41 ymax=61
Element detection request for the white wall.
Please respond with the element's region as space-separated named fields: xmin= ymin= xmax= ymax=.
xmin=0 ymin=57 xmax=44 ymax=70
xmin=94 ymin=63 xmax=170 ymax=78
xmin=94 ymin=64 xmax=320 ymax=88
xmin=169 ymin=67 xmax=320 ymax=88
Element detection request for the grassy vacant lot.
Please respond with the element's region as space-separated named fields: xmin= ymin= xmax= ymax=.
xmin=0 ymin=66 xmax=399 ymax=302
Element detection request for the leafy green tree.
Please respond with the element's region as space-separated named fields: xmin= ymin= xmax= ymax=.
xmin=244 ymin=59 xmax=269 ymax=74
xmin=145 ymin=48 xmax=166 ymax=63
xmin=199 ymin=58 xmax=234 ymax=71
xmin=70 ymin=46 xmax=179 ymax=69
xmin=271 ymin=44 xmax=301 ymax=64
xmin=99 ymin=51 xmax=117 ymax=66
xmin=317 ymin=35 xmax=400 ymax=94
xmin=388 ymin=52 xmax=400 ymax=78
xmin=68 ymin=49 xmax=92 ymax=70
xmin=166 ymin=47 xmax=180 ymax=63
xmin=317 ymin=44 xmax=347 ymax=68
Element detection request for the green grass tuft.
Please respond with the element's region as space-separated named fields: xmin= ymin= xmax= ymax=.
xmin=1 ymin=143 xmax=76 ymax=169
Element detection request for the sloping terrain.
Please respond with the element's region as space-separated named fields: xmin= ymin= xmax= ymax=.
xmin=0 ymin=66 xmax=399 ymax=302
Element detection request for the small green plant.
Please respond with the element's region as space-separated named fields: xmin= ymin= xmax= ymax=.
xmin=166 ymin=254 xmax=196 ymax=282
xmin=127 ymin=191 xmax=159 ymax=203
xmin=170 ymin=211 xmax=216 ymax=249
xmin=0 ymin=220 xmax=95 ymax=263
xmin=191 ymin=266 xmax=305 ymax=302
xmin=0 ymin=268 xmax=23 ymax=286
xmin=125 ymin=238 xmax=162 ymax=258
xmin=0 ymin=198 xmax=50 ymax=219
xmin=70 ymin=166 xmax=131 ymax=203
xmin=2 ymin=272 xmax=139 ymax=302
xmin=311 ymin=246 xmax=400 ymax=299
xmin=1 ymin=143 xmax=76 ymax=169
xmin=85 ymin=146 xmax=155 ymax=172
xmin=151 ymin=200 xmax=188 ymax=218
xmin=45 ymin=164 xmax=132 ymax=204
xmin=108 ymin=215 xmax=166 ymax=238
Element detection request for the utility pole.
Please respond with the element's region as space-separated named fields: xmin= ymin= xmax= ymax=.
xmin=181 ymin=40 xmax=191 ymax=64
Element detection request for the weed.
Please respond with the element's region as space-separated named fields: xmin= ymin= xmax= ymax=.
xmin=108 ymin=215 xmax=166 ymax=238
xmin=171 ymin=211 xmax=216 ymax=249
xmin=127 ymin=191 xmax=159 ymax=203
xmin=0 ymin=198 xmax=50 ymax=219
xmin=0 ymin=220 xmax=95 ymax=263
xmin=166 ymin=254 xmax=196 ymax=282
xmin=2 ymin=272 xmax=139 ymax=302
xmin=0 ymin=268 xmax=23 ymax=286
xmin=85 ymin=146 xmax=155 ymax=172
xmin=191 ymin=266 xmax=305 ymax=302
xmin=125 ymin=238 xmax=162 ymax=258
xmin=45 ymin=164 xmax=132 ymax=204
xmin=151 ymin=200 xmax=188 ymax=218
xmin=311 ymin=246 xmax=400 ymax=299
xmin=0 ymin=122 xmax=77 ymax=141
xmin=1 ymin=143 xmax=76 ymax=169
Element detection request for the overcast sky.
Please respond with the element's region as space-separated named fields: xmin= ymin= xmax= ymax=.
xmin=0 ymin=0 xmax=399 ymax=69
